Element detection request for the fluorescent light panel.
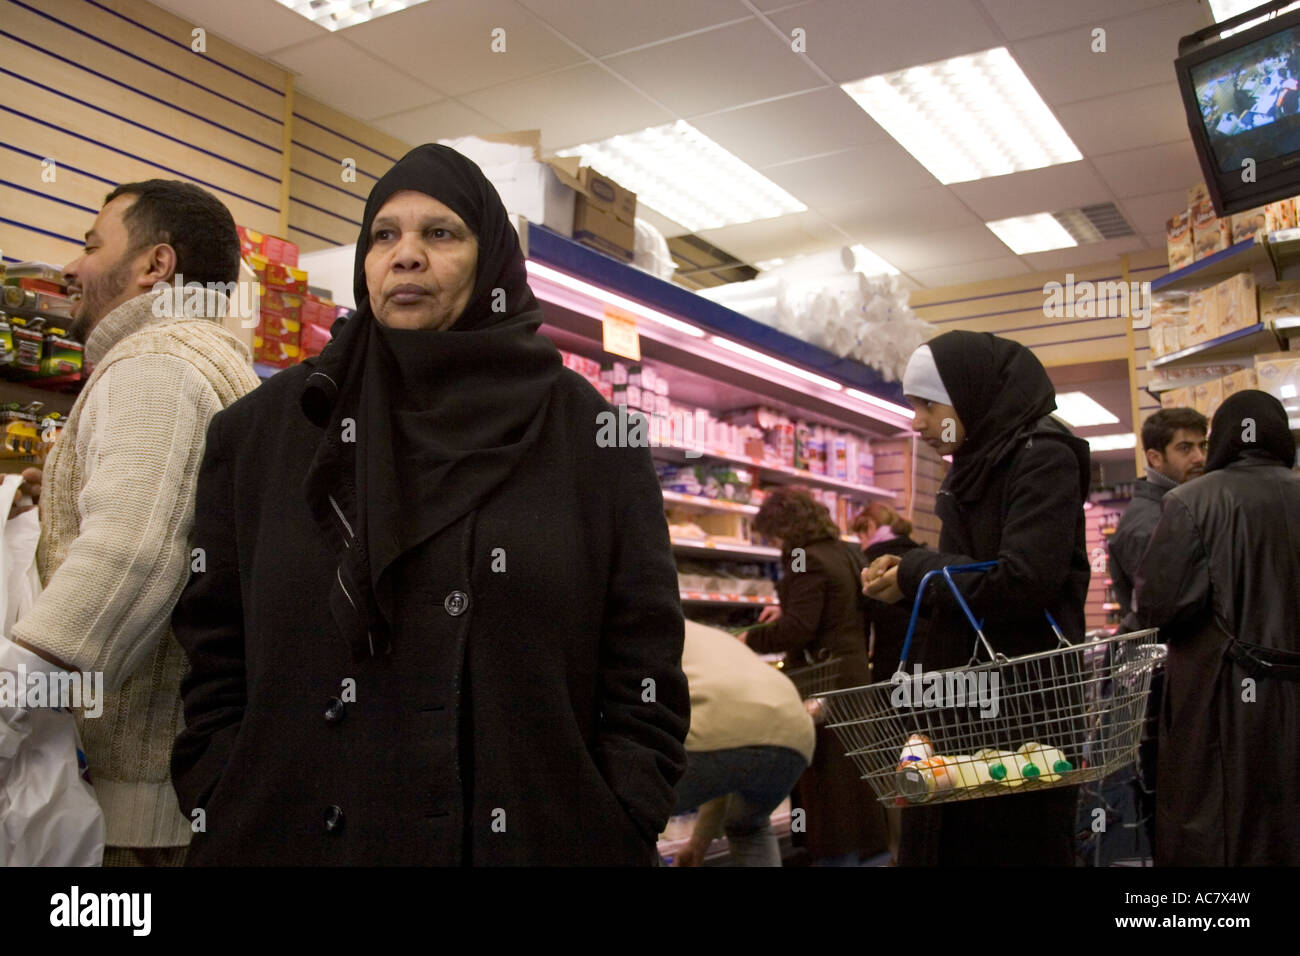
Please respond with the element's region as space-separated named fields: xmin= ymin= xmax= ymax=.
xmin=842 ymin=47 xmax=1082 ymax=185
xmin=1086 ymin=433 xmax=1138 ymax=452
xmin=709 ymin=336 xmax=842 ymax=390
xmin=849 ymin=244 xmax=901 ymax=277
xmin=1054 ymin=391 xmax=1120 ymax=428
xmin=845 ymin=387 xmax=915 ymax=420
xmin=986 ymin=213 xmax=1078 ymax=254
xmin=525 ymin=261 xmax=705 ymax=338
xmin=556 ymin=122 xmax=807 ymax=232
xmin=275 ymin=0 xmax=428 ymax=31
xmin=1210 ymin=0 xmax=1300 ymax=37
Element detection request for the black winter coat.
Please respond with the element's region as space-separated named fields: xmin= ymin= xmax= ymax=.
xmin=1108 ymin=478 xmax=1170 ymax=631
xmin=1137 ymin=455 xmax=1300 ymax=866
xmin=862 ymin=535 xmax=925 ymax=678
xmin=170 ymin=365 xmax=691 ymax=865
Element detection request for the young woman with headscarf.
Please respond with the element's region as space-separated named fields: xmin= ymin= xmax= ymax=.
xmin=169 ymin=145 xmax=691 ymax=865
xmin=1136 ymin=389 xmax=1300 ymax=866
xmin=864 ymin=330 xmax=1091 ymax=866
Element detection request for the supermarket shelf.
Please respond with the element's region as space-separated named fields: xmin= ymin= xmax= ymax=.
xmin=0 ymin=379 xmax=76 ymax=414
xmin=651 ymin=444 xmax=894 ymax=501
xmin=1150 ymin=239 xmax=1270 ymax=294
xmin=253 ymin=362 xmax=282 ymax=380
xmin=671 ymin=537 xmax=779 ymax=560
xmin=661 ymin=490 xmax=759 ymax=515
xmin=1147 ymin=323 xmax=1281 ymax=370
xmin=1275 ymin=316 xmax=1300 ymax=336
xmin=679 ymin=591 xmax=778 ymax=606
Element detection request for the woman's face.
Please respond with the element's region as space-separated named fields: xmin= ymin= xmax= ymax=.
xmin=364 ymin=190 xmax=478 ymax=331
xmin=908 ymin=396 xmax=966 ymax=456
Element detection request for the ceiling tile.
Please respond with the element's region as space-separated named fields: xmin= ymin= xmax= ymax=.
xmin=1020 ymin=235 xmax=1149 ymax=273
xmin=691 ymin=88 xmax=888 ymax=168
xmin=979 ymin=0 xmax=1179 ymax=43
xmin=370 ymin=100 xmax=508 ymax=144
xmin=762 ymin=141 xmax=936 ymax=212
xmin=269 ymin=37 xmax=441 ymax=120
xmin=767 ymin=0 xmax=1002 ymax=82
xmin=1119 ymin=189 xmax=1194 ymax=235
xmin=340 ymin=0 xmax=586 ymax=97
xmin=459 ymin=64 xmax=674 ymax=152
xmin=752 ymin=0 xmax=823 ymax=10
xmin=947 ymin=162 xmax=1113 ymax=221
xmin=1091 ymin=141 xmax=1204 ymax=199
xmin=517 ymin=0 xmax=752 ymax=58
xmin=1010 ymin=1 xmax=1212 ymax=107
xmin=869 ymin=224 xmax=1015 ymax=271
xmin=694 ymin=211 xmax=844 ymax=263
xmin=603 ymin=19 xmax=825 ymax=116
xmin=154 ymin=0 xmax=325 ymax=55
xmin=828 ymin=187 xmax=982 ymax=239
xmin=908 ymin=256 xmax=1032 ymax=288
xmin=1056 ymin=83 xmax=1192 ymax=157
xmin=638 ymin=206 xmax=691 ymax=239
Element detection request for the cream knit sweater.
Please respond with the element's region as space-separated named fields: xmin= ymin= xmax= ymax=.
xmin=12 ymin=289 xmax=261 ymax=848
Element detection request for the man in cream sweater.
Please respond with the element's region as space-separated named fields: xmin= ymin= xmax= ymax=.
xmin=670 ymin=620 xmax=816 ymax=866
xmin=12 ymin=180 xmax=260 ymax=866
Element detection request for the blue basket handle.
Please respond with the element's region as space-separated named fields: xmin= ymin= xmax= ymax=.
xmin=897 ymin=560 xmax=1065 ymax=668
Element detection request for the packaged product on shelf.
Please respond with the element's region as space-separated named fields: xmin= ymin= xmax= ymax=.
xmin=299 ymin=321 xmax=331 ymax=359
xmin=264 ymin=262 xmax=309 ymax=295
xmin=1215 ymin=272 xmax=1257 ymax=337
xmin=654 ymin=375 xmax=669 ymax=397
xmin=858 ymin=446 xmax=875 ymax=486
xmin=39 ymin=328 xmax=83 ymax=378
xmin=612 ymin=383 xmax=628 ymax=408
xmin=1230 ymin=207 xmax=1268 ymax=245
xmin=1 ymin=262 xmax=65 ymax=283
xmin=1160 ymin=385 xmax=1192 ymax=410
xmin=1221 ymin=367 xmax=1258 ymax=398
xmin=1257 ymin=281 xmax=1300 ymax=323
xmin=1195 ymin=378 xmax=1225 ymax=418
xmin=1165 ymin=210 xmax=1194 ymax=271
xmin=236 ymin=226 xmax=299 ymax=266
xmin=1254 ymin=351 xmax=1300 ymax=407
xmin=1187 ymin=182 xmax=1211 ymax=208
xmin=654 ymin=392 xmax=671 ymax=415
xmin=658 ymin=464 xmax=703 ymax=496
xmin=0 ymin=312 xmax=13 ymax=367
xmin=1192 ymin=199 xmax=1231 ymax=260
xmin=626 ymin=383 xmax=642 ymax=410
xmin=1187 ymin=287 xmax=1217 ymax=345
xmin=254 ymin=336 xmax=300 ymax=368
xmin=260 ymin=289 xmax=303 ymax=314
xmin=595 ymin=380 xmax=614 ymax=403
xmin=0 ymin=404 xmax=41 ymax=458
xmin=299 ymin=294 xmax=337 ymax=330
xmin=1148 ymin=295 xmax=1188 ymax=357
xmin=1266 ymin=198 xmax=1297 ymax=233
xmin=600 ymin=360 xmax=628 ymax=385
xmin=10 ymin=317 xmax=44 ymax=376
xmin=831 ymin=434 xmax=848 ymax=480
xmin=627 ymin=364 xmax=642 ymax=388
xmin=7 ymin=276 xmax=66 ymax=295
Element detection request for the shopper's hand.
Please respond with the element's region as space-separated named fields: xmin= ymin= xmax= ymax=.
xmin=8 ymin=467 xmax=41 ymax=519
xmin=757 ymin=605 xmax=782 ymax=624
xmin=735 ymin=629 xmax=749 ymax=644
xmin=674 ymin=843 xmax=704 ymax=867
xmin=805 ymin=697 xmax=827 ymax=725
xmin=865 ymin=565 xmax=904 ymax=604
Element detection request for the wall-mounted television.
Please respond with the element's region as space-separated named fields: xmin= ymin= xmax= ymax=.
xmin=1176 ymin=3 xmax=1300 ymax=216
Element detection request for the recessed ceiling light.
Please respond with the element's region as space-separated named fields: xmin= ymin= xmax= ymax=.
xmin=1209 ymin=0 xmax=1300 ymax=37
xmin=556 ymin=122 xmax=808 ymax=232
xmin=841 ymin=47 xmax=1082 ymax=185
xmin=1055 ymin=391 xmax=1120 ymax=428
xmin=1086 ymin=433 xmax=1137 ymax=452
xmin=986 ymin=213 xmax=1078 ymax=254
xmin=275 ymin=0 xmax=429 ymax=32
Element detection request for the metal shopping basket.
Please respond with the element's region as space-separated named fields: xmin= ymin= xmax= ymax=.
xmin=819 ymin=561 xmax=1165 ymax=807
xmin=781 ymin=655 xmax=843 ymax=700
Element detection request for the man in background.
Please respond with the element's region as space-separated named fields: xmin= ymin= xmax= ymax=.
xmin=10 ymin=180 xmax=260 ymax=866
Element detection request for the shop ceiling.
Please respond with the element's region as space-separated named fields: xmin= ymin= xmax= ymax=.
xmin=154 ymin=0 xmax=1215 ymax=291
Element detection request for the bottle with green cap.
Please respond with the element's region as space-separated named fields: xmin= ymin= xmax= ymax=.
xmin=1015 ymin=742 xmax=1074 ymax=782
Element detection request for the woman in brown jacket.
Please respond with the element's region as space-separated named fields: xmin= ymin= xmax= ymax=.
xmin=742 ymin=487 xmax=886 ymax=865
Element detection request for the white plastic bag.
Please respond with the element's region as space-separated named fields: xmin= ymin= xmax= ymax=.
xmin=0 ymin=473 xmax=105 ymax=866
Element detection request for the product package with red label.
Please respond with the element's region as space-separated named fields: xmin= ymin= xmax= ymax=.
xmin=237 ymin=226 xmax=299 ymax=266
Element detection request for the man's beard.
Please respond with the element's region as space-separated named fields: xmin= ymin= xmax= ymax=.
xmin=69 ymin=256 xmax=135 ymax=344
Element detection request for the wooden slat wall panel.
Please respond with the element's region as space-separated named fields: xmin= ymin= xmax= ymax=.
xmin=873 ymin=437 xmax=943 ymax=550
xmin=0 ymin=0 xmax=289 ymax=265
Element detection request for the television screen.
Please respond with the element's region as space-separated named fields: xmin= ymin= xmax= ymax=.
xmin=1189 ymin=23 xmax=1300 ymax=175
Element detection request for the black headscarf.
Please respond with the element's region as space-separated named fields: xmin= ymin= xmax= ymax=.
xmin=301 ymin=144 xmax=562 ymax=656
xmin=1206 ymin=389 xmax=1296 ymax=471
xmin=926 ymin=330 xmax=1062 ymax=502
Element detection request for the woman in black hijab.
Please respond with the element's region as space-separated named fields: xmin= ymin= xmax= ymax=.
xmin=1137 ymin=390 xmax=1300 ymax=865
xmin=170 ymin=145 xmax=691 ymax=865
xmin=864 ymin=330 xmax=1091 ymax=866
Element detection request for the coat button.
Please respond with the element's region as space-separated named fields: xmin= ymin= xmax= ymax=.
xmin=324 ymin=805 xmax=345 ymax=833
xmin=324 ymin=697 xmax=345 ymax=723
xmin=443 ymin=590 xmax=469 ymax=616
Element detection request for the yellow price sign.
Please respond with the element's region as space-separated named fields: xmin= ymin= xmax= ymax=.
xmin=602 ymin=306 xmax=641 ymax=361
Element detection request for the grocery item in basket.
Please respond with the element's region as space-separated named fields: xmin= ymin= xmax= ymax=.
xmin=1015 ymin=742 xmax=1073 ymax=782
xmin=897 ymin=733 xmax=934 ymax=768
xmin=976 ymin=748 xmax=1028 ymax=787
xmin=946 ymin=754 xmax=993 ymax=789
xmin=896 ymin=755 xmax=956 ymax=803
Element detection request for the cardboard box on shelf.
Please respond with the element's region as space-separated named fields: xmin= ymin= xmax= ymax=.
xmin=1192 ymin=199 xmax=1231 ymax=260
xmin=1258 ymin=281 xmax=1300 ymax=323
xmin=253 ymin=336 xmax=300 ymax=368
xmin=1221 ymin=367 xmax=1259 ymax=398
xmin=1254 ymin=350 xmax=1300 ymax=405
xmin=1266 ymin=198 xmax=1297 ymax=233
xmin=299 ymin=321 xmax=331 ymax=358
xmin=260 ymin=289 xmax=303 ymax=313
xmin=264 ymin=262 xmax=308 ymax=295
xmin=1230 ymin=207 xmax=1268 ymax=244
xmin=1195 ymin=378 xmax=1225 ymax=418
xmin=299 ymin=294 xmax=336 ymax=330
xmin=1160 ymin=385 xmax=1193 ymax=410
xmin=1166 ymin=210 xmax=1194 ymax=272
xmin=1187 ymin=182 xmax=1211 ymax=209
xmin=575 ymin=166 xmax=637 ymax=225
xmin=1188 ymin=287 xmax=1217 ymax=345
xmin=257 ymin=311 xmax=301 ymax=342
xmin=1149 ymin=296 xmax=1187 ymax=358
xmin=572 ymin=202 xmax=634 ymax=262
xmin=1216 ymin=272 xmax=1258 ymax=337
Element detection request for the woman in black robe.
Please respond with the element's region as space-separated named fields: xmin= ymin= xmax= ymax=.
xmin=865 ymin=331 xmax=1091 ymax=866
